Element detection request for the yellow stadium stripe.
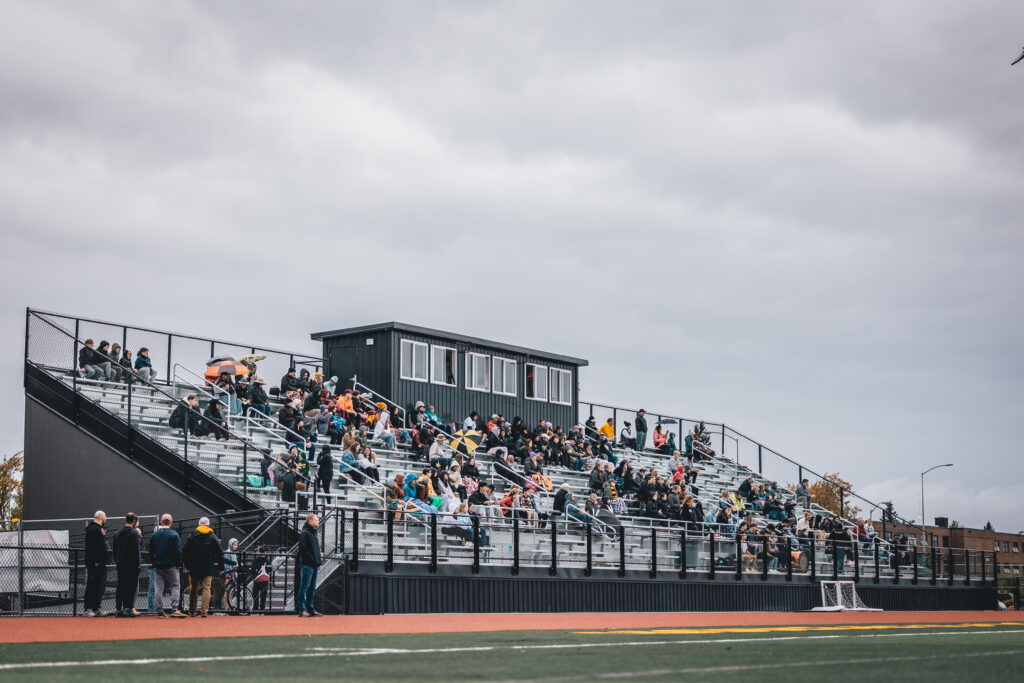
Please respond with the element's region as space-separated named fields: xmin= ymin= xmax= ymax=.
xmin=576 ymin=622 xmax=1023 ymax=635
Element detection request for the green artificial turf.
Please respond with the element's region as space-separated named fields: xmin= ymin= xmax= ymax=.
xmin=0 ymin=624 xmax=1022 ymax=681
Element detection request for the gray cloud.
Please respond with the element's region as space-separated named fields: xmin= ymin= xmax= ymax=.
xmin=1 ymin=1 xmax=1022 ymax=529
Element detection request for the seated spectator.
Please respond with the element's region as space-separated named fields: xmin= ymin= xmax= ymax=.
xmin=278 ymin=399 xmax=299 ymax=432
xmin=738 ymin=476 xmax=754 ymax=501
xmin=339 ymin=447 xmax=362 ymax=485
xmin=386 ymin=474 xmax=407 ymax=519
xmin=372 ymin=405 xmax=396 ymax=450
xmin=203 ymin=399 xmax=229 ymax=441
xmin=280 ymin=368 xmax=301 ymax=396
xmin=652 ymin=425 xmax=667 ymax=451
xmin=619 ymin=421 xmax=636 ymax=450
xmin=134 ymin=347 xmax=155 ymax=383
xmin=169 ymin=395 xmax=202 ymax=437
xmin=247 ymin=377 xmax=271 ymax=417
xmin=795 ymin=479 xmax=812 ymax=508
xmin=463 ymin=411 xmax=480 ymax=432
xmin=357 ymin=446 xmax=380 ymax=483
xmin=106 ymin=343 xmax=125 ymax=382
xmin=589 ymin=463 xmax=608 ymax=493
xmin=468 ymin=482 xmax=501 ymax=519
xmin=119 ymin=349 xmax=135 ymax=381
xmin=553 ymin=483 xmax=572 ymax=515
xmin=500 ymin=485 xmax=524 ymax=519
xmin=302 ymin=386 xmax=321 ymax=420
xmin=78 ymin=339 xmax=108 ymax=380
xmin=524 ymin=453 xmax=552 ymax=492
xmin=412 ymin=401 xmax=430 ymax=428
xmin=446 ymin=462 xmax=467 ymax=501
xmin=598 ymin=418 xmax=615 ymax=441
xmin=216 ymin=372 xmax=243 ymax=415
xmin=521 ymin=486 xmax=543 ymax=528
xmin=428 ymin=435 xmax=449 ymax=468
xmin=461 ymin=455 xmax=481 ymax=496
xmin=494 ymin=452 xmax=526 ymax=487
xmin=740 ymin=533 xmax=758 ymax=572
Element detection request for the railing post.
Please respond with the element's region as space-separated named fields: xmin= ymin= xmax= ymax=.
xmin=708 ymin=533 xmax=716 ymax=580
xmin=735 ymin=538 xmax=742 ymax=582
xmin=429 ymin=513 xmax=437 ymax=573
xmin=761 ymin=534 xmax=768 ymax=581
xmin=650 ymin=527 xmax=657 ymax=579
xmin=948 ymin=546 xmax=954 ymax=586
xmin=618 ymin=526 xmax=626 ymax=578
xmin=339 ymin=508 xmax=346 ymax=555
xmin=385 ymin=510 xmax=394 ymax=573
xmin=585 ymin=521 xmax=593 ymax=577
xmin=127 ymin=377 xmax=133 ymax=427
xmin=809 ymin=539 xmax=816 ymax=582
xmin=166 ymin=335 xmax=172 ymax=384
xmin=680 ymin=530 xmax=688 ymax=580
xmin=964 ymin=550 xmax=971 ymax=586
xmin=981 ymin=549 xmax=987 ymax=585
xmin=242 ymin=442 xmax=248 ymax=501
xmin=720 ymin=424 xmax=725 ymax=458
xmin=853 ymin=537 xmax=860 ymax=583
xmin=931 ymin=546 xmax=938 ymax=585
xmin=549 ymin=520 xmax=558 ymax=576
xmin=839 ymin=488 xmax=845 ymax=519
xmin=350 ymin=509 xmax=359 ymax=573
xmin=72 ymin=548 xmax=79 ymax=616
xmin=757 ymin=444 xmax=762 ymax=474
xmin=472 ymin=516 xmax=480 ymax=575
xmin=17 ymin=518 xmax=24 ymax=615
xmin=873 ymin=541 xmax=880 ymax=584
xmin=912 ymin=547 xmax=919 ymax=585
xmin=893 ymin=543 xmax=901 ymax=584
xmin=512 ymin=518 xmax=520 ymax=576
xmin=785 ymin=537 xmax=792 ymax=582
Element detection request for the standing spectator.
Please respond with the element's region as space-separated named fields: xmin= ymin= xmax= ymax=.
xmin=111 ymin=512 xmax=141 ymax=618
xmin=134 ymin=347 xmax=156 ymax=383
xmin=316 ymin=445 xmax=334 ymax=495
xmin=296 ymin=513 xmax=323 ymax=617
xmin=149 ymin=514 xmax=186 ymax=618
xmin=795 ymin=479 xmax=812 ymax=508
xmin=634 ymin=409 xmax=648 ymax=451
xmin=251 ymin=546 xmax=271 ymax=612
xmin=182 ymin=517 xmax=224 ymax=617
xmin=83 ymin=510 xmax=108 ymax=617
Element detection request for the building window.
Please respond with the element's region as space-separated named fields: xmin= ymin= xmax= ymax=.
xmin=465 ymin=353 xmax=491 ymax=392
xmin=525 ymin=363 xmax=548 ymax=401
xmin=549 ymin=368 xmax=572 ymax=405
xmin=996 ymin=540 xmax=1001 ymax=551
xmin=400 ymin=340 xmax=428 ymax=382
xmin=430 ymin=345 xmax=457 ymax=386
xmin=1015 ymin=542 xmax=1020 ymax=553
xmin=492 ymin=357 xmax=517 ymax=396
xmin=942 ymin=536 xmax=949 ymax=548
xmin=1004 ymin=541 xmax=1010 ymax=552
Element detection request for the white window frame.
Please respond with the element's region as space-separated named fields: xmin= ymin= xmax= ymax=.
xmin=525 ymin=363 xmax=548 ymax=402
xmin=399 ymin=339 xmax=428 ymax=383
xmin=430 ymin=344 xmax=457 ymax=387
xmin=465 ymin=352 xmax=491 ymax=393
xmin=492 ymin=356 xmax=517 ymax=397
xmin=549 ymin=368 xmax=572 ymax=405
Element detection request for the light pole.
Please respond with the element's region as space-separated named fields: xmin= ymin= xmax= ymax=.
xmin=920 ymin=464 xmax=953 ymax=545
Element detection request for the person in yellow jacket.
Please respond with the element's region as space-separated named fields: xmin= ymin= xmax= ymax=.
xmin=598 ymin=418 xmax=615 ymax=441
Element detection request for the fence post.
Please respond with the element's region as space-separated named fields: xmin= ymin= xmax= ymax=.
xmin=720 ymin=424 xmax=725 ymax=458
xmin=735 ymin=538 xmax=742 ymax=582
xmin=893 ymin=544 xmax=900 ymax=584
xmin=585 ymin=521 xmax=593 ymax=577
xmin=549 ymin=521 xmax=558 ymax=577
xmin=618 ymin=526 xmax=626 ymax=578
xmin=512 ymin=518 xmax=520 ymax=576
xmin=760 ymin=535 xmax=768 ymax=582
xmin=166 ymin=336 xmax=172 ymax=384
xmin=948 ymin=547 xmax=954 ymax=586
xmin=242 ymin=443 xmax=248 ymax=501
xmin=785 ymin=537 xmax=792 ymax=582
xmin=839 ymin=488 xmax=845 ymax=519
xmin=853 ymin=538 xmax=859 ymax=583
xmin=981 ymin=550 xmax=987 ymax=585
xmin=650 ymin=527 xmax=657 ymax=579
xmin=350 ymin=509 xmax=359 ymax=573
xmin=680 ymin=530 xmax=688 ymax=580
xmin=339 ymin=509 xmax=346 ymax=555
xmin=873 ymin=541 xmax=880 ymax=584
xmin=72 ymin=548 xmax=79 ymax=617
xmin=912 ymin=547 xmax=919 ymax=585
xmin=472 ymin=516 xmax=480 ymax=575
xmin=964 ymin=550 xmax=971 ymax=586
xmin=809 ymin=540 xmax=816 ymax=582
xmin=757 ymin=444 xmax=762 ymax=474
xmin=429 ymin=513 xmax=437 ymax=574
xmin=127 ymin=377 xmax=133 ymax=427
xmin=385 ymin=511 xmax=394 ymax=573
xmin=708 ymin=533 xmax=716 ymax=580
xmin=931 ymin=546 xmax=938 ymax=585
xmin=17 ymin=518 xmax=24 ymax=615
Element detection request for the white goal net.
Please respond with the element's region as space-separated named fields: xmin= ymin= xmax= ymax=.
xmin=812 ymin=580 xmax=881 ymax=611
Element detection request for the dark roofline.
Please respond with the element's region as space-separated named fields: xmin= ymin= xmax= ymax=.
xmin=311 ymin=322 xmax=589 ymax=367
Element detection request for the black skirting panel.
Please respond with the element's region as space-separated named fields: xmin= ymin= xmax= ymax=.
xmin=339 ymin=566 xmax=997 ymax=614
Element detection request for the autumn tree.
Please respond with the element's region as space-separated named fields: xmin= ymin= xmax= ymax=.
xmin=0 ymin=452 xmax=24 ymax=527
xmin=802 ymin=472 xmax=861 ymax=519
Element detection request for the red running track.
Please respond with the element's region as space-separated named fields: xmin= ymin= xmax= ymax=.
xmin=0 ymin=611 xmax=1021 ymax=644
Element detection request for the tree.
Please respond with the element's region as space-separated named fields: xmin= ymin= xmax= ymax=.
xmin=950 ymin=520 xmax=961 ymax=529
xmin=805 ymin=472 xmax=861 ymax=519
xmin=0 ymin=452 xmax=24 ymax=526
xmin=983 ymin=521 xmax=995 ymax=532
xmin=881 ymin=501 xmax=897 ymax=524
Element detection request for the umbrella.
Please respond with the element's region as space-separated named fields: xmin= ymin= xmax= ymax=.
xmin=450 ymin=429 xmax=483 ymax=455
xmin=204 ymin=359 xmax=251 ymax=381
xmin=655 ymin=418 xmax=679 ymax=425
xmin=206 ymin=356 xmax=236 ymax=365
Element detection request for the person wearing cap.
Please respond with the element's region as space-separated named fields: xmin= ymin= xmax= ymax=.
xmin=635 ymin=409 xmax=648 ymax=451
xmin=619 ymin=421 xmax=636 ymax=450
xmin=182 ymin=517 xmax=224 ymax=617
xmin=149 ymin=514 xmax=186 ymax=618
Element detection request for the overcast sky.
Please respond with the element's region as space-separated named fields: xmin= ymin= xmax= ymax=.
xmin=2 ymin=1 xmax=1022 ymax=530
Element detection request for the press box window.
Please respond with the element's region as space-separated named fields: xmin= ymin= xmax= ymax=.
xmin=549 ymin=368 xmax=572 ymax=405
xmin=400 ymin=340 xmax=428 ymax=382
xmin=525 ymin=363 xmax=547 ymax=401
xmin=466 ymin=353 xmax=491 ymax=392
xmin=492 ymin=357 xmax=517 ymax=396
xmin=431 ymin=345 xmax=457 ymax=386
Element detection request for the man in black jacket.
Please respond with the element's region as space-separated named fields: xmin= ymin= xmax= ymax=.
xmin=169 ymin=395 xmax=202 ymax=437
xmin=316 ymin=445 xmax=334 ymax=496
xmin=634 ymin=409 xmax=649 ymax=452
xmin=296 ymin=514 xmax=322 ymax=617
xmin=280 ymin=367 xmax=300 ymax=394
xmin=182 ymin=517 xmax=224 ymax=617
xmin=203 ymin=398 xmax=229 ymax=441
xmin=148 ymin=513 xmax=186 ymax=618
xmin=78 ymin=339 xmax=110 ymax=381
xmin=249 ymin=377 xmax=270 ymax=417
xmin=111 ymin=512 xmax=141 ymax=617
xmin=83 ymin=510 xmax=108 ymax=617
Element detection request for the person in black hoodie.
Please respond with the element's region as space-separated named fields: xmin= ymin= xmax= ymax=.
xmin=169 ymin=395 xmax=202 ymax=437
xmin=280 ymin=367 xmax=301 ymax=395
xmin=83 ymin=510 xmax=109 ymax=616
xmin=316 ymin=445 xmax=334 ymax=495
xmin=78 ymin=339 xmax=110 ymax=380
xmin=296 ymin=514 xmax=322 ymax=617
xmin=280 ymin=464 xmax=297 ymax=504
xmin=203 ymin=398 xmax=229 ymax=441
xmin=111 ymin=512 xmax=141 ymax=617
xmin=182 ymin=517 xmax=224 ymax=617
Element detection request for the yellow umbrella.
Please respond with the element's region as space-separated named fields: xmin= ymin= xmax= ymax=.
xmin=450 ymin=429 xmax=483 ymax=455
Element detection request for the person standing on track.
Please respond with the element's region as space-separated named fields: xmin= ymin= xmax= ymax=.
xmin=83 ymin=510 xmax=109 ymax=617
xmin=111 ymin=512 xmax=142 ymax=618
xmin=149 ymin=514 xmax=187 ymax=618
xmin=296 ymin=513 xmax=323 ymax=617
xmin=182 ymin=517 xmax=224 ymax=617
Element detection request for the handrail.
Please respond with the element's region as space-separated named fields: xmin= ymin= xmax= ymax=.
xmin=27 ymin=310 xmax=313 ymax=493
xmin=244 ymin=407 xmax=308 ymax=446
xmin=350 ymin=375 xmax=407 ymax=427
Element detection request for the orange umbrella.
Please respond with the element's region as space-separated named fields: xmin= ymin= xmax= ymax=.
xmin=204 ymin=359 xmax=250 ymax=381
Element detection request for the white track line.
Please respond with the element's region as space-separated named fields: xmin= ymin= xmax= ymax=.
xmin=0 ymin=628 xmax=1021 ymax=672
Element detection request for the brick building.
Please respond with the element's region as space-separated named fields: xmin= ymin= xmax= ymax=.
xmin=883 ymin=519 xmax=1024 ymax=576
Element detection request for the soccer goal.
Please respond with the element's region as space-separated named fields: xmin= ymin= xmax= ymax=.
xmin=811 ymin=580 xmax=882 ymax=611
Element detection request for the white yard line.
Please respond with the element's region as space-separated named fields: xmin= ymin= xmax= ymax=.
xmin=0 ymin=628 xmax=1021 ymax=672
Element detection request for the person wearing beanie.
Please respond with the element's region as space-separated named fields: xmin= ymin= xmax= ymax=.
xmin=148 ymin=514 xmax=186 ymax=618
xmin=182 ymin=517 xmax=224 ymax=617
xmin=280 ymin=367 xmax=301 ymax=395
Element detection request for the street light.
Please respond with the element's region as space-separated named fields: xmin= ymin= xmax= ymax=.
xmin=921 ymin=463 xmax=953 ymax=544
